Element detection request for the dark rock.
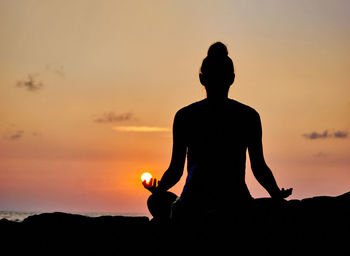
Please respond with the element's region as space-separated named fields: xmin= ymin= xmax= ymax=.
xmin=1 ymin=192 xmax=349 ymax=255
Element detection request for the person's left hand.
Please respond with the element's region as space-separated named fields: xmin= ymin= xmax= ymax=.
xmin=280 ymin=187 xmax=293 ymax=199
xmin=142 ymin=178 xmax=159 ymax=194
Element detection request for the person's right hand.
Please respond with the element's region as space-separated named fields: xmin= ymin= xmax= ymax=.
xmin=142 ymin=178 xmax=159 ymax=194
xmin=280 ymin=187 xmax=293 ymax=199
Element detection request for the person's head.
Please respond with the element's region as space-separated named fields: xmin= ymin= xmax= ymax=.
xmin=199 ymin=42 xmax=235 ymax=98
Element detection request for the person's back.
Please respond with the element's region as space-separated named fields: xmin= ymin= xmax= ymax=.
xmin=178 ymin=98 xmax=259 ymax=212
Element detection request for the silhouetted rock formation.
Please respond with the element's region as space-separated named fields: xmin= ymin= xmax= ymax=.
xmin=1 ymin=192 xmax=349 ymax=255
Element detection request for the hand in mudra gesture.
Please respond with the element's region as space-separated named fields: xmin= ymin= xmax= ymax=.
xmin=142 ymin=178 xmax=160 ymax=194
xmin=280 ymin=187 xmax=293 ymax=199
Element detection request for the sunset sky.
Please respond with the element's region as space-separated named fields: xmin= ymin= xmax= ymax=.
xmin=1 ymin=0 xmax=349 ymax=215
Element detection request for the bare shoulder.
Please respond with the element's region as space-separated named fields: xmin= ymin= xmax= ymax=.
xmin=175 ymin=100 xmax=206 ymax=118
xmin=228 ymin=99 xmax=260 ymax=118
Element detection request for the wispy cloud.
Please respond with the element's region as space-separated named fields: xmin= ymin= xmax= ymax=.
xmin=302 ymin=130 xmax=329 ymax=139
xmin=302 ymin=130 xmax=348 ymax=140
xmin=113 ymin=126 xmax=170 ymax=132
xmin=32 ymin=131 xmax=42 ymax=137
xmin=333 ymin=130 xmax=348 ymax=138
xmin=15 ymin=64 xmax=64 ymax=92
xmin=45 ymin=63 xmax=65 ymax=78
xmin=313 ymin=152 xmax=328 ymax=158
xmin=16 ymin=73 xmax=43 ymax=91
xmin=94 ymin=112 xmax=133 ymax=123
xmin=10 ymin=130 xmax=24 ymax=140
xmin=4 ymin=130 xmax=24 ymax=141
xmin=3 ymin=129 xmax=42 ymax=141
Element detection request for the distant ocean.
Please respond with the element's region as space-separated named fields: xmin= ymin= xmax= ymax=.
xmin=0 ymin=211 xmax=148 ymax=222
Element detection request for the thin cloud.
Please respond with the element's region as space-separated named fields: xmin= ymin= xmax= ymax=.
xmin=4 ymin=130 xmax=24 ymax=141
xmin=45 ymin=63 xmax=65 ymax=78
xmin=16 ymin=73 xmax=43 ymax=91
xmin=302 ymin=130 xmax=329 ymax=140
xmin=3 ymin=129 xmax=42 ymax=141
xmin=314 ymin=152 xmax=328 ymax=158
xmin=94 ymin=112 xmax=133 ymax=123
xmin=113 ymin=126 xmax=171 ymax=132
xmin=32 ymin=131 xmax=42 ymax=137
xmin=302 ymin=130 xmax=348 ymax=140
xmin=333 ymin=130 xmax=348 ymax=138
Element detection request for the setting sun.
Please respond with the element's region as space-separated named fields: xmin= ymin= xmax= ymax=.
xmin=141 ymin=172 xmax=153 ymax=184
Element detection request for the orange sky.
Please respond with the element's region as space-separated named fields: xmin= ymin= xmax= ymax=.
xmin=0 ymin=0 xmax=349 ymax=214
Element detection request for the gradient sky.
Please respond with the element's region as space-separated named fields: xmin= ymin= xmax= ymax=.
xmin=1 ymin=0 xmax=349 ymax=214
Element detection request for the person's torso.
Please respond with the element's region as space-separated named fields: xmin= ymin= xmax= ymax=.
xmin=179 ymin=98 xmax=257 ymax=209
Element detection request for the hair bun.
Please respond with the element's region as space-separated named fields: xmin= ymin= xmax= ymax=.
xmin=207 ymin=42 xmax=228 ymax=58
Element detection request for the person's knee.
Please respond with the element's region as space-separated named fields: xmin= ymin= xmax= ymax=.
xmin=147 ymin=192 xmax=177 ymax=220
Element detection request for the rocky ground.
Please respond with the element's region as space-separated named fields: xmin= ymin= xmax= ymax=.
xmin=1 ymin=191 xmax=349 ymax=255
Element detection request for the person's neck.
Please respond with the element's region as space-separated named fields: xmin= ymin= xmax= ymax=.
xmin=206 ymin=92 xmax=229 ymax=104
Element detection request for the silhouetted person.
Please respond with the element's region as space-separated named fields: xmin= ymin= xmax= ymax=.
xmin=143 ymin=42 xmax=292 ymax=224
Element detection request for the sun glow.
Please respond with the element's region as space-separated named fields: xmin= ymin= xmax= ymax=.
xmin=113 ymin=126 xmax=170 ymax=132
xmin=141 ymin=172 xmax=153 ymax=184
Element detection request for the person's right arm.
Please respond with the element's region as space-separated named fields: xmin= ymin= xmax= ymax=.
xmin=157 ymin=109 xmax=187 ymax=192
xmin=143 ymin=109 xmax=187 ymax=193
